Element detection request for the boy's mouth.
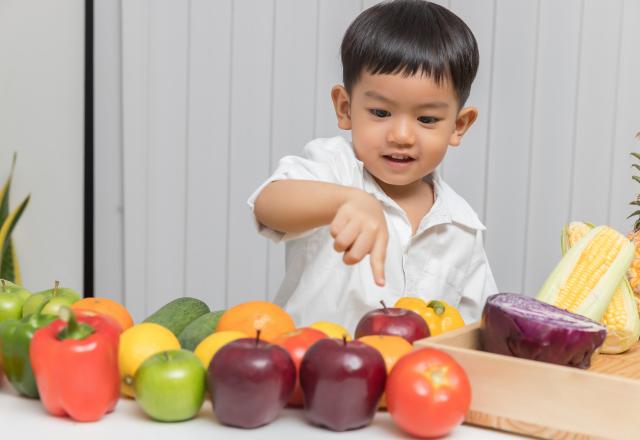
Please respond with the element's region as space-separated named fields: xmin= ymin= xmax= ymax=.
xmin=382 ymin=154 xmax=415 ymax=163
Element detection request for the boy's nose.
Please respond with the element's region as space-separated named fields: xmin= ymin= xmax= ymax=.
xmin=387 ymin=117 xmax=415 ymax=146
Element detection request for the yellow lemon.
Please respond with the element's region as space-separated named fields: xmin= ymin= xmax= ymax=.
xmin=309 ymin=321 xmax=353 ymax=340
xmin=118 ymin=322 xmax=181 ymax=398
xmin=194 ymin=330 xmax=247 ymax=368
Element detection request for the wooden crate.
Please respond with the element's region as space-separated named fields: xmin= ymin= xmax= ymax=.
xmin=414 ymin=323 xmax=640 ymax=440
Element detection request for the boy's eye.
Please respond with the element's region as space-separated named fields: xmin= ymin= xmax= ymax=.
xmin=418 ymin=116 xmax=439 ymax=124
xmin=369 ymin=109 xmax=390 ymax=118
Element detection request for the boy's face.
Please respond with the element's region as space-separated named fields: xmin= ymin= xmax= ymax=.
xmin=331 ymin=71 xmax=477 ymax=192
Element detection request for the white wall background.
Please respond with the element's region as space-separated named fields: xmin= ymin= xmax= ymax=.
xmin=93 ymin=0 xmax=640 ymax=323
xmin=4 ymin=0 xmax=637 ymax=323
xmin=0 ymin=0 xmax=84 ymax=293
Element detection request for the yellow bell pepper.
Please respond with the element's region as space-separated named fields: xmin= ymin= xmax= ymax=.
xmin=427 ymin=300 xmax=465 ymax=333
xmin=394 ymin=297 xmax=465 ymax=336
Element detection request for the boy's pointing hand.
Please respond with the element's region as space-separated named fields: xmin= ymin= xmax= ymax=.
xmin=330 ymin=190 xmax=388 ymax=287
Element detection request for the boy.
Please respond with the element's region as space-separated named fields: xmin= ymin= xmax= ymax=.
xmin=248 ymin=0 xmax=498 ymax=332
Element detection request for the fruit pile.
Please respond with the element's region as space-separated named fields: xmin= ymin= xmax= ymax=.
xmin=0 ymin=281 xmax=470 ymax=438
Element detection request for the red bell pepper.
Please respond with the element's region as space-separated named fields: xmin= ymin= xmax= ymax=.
xmin=30 ymin=307 xmax=121 ymax=422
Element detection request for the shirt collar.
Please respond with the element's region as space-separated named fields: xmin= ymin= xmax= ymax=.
xmin=359 ymin=163 xmax=486 ymax=232
xmin=431 ymin=171 xmax=486 ymax=231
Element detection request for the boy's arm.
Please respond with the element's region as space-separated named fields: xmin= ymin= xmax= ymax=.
xmin=254 ymin=179 xmax=388 ymax=286
xmin=255 ymin=180 xmax=357 ymax=232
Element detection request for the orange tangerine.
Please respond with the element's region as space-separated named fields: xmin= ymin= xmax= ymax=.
xmin=72 ymin=297 xmax=134 ymax=331
xmin=358 ymin=334 xmax=413 ymax=409
xmin=215 ymin=301 xmax=295 ymax=342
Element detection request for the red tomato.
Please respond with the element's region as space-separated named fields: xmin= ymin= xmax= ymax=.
xmin=272 ymin=327 xmax=327 ymax=406
xmin=386 ymin=347 xmax=471 ymax=438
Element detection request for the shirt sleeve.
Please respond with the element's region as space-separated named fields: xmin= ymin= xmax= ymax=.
xmin=247 ymin=137 xmax=359 ymax=242
xmin=457 ymin=230 xmax=499 ymax=324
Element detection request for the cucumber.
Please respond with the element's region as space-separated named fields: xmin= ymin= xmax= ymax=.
xmin=178 ymin=310 xmax=225 ymax=350
xmin=143 ymin=297 xmax=210 ymax=337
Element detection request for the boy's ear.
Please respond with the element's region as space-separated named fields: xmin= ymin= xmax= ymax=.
xmin=331 ymin=85 xmax=352 ymax=130
xmin=449 ymin=106 xmax=478 ymax=147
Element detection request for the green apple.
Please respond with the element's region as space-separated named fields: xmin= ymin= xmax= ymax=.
xmin=21 ymin=281 xmax=80 ymax=317
xmin=0 ymin=279 xmax=31 ymax=322
xmin=134 ymin=349 xmax=206 ymax=422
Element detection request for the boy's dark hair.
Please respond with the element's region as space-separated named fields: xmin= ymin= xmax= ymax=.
xmin=341 ymin=0 xmax=479 ymax=107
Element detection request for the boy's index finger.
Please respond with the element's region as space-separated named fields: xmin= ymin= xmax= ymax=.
xmin=370 ymin=230 xmax=387 ymax=287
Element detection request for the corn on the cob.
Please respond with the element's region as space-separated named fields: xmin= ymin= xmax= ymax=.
xmin=537 ymin=225 xmax=634 ymax=324
xmin=560 ymin=222 xmax=640 ymax=354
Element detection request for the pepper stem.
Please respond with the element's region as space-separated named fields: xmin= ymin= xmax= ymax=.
xmin=380 ymin=300 xmax=388 ymax=312
xmin=255 ymin=329 xmax=261 ymax=347
xmin=427 ymin=300 xmax=446 ymax=316
xmin=57 ymin=307 xmax=95 ymax=340
xmin=342 ymin=335 xmax=347 ymax=346
xmin=53 ymin=280 xmax=60 ymax=296
xmin=32 ymin=298 xmax=50 ymax=318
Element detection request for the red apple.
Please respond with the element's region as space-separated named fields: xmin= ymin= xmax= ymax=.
xmin=299 ymin=337 xmax=386 ymax=431
xmin=272 ymin=327 xmax=327 ymax=407
xmin=208 ymin=333 xmax=295 ymax=429
xmin=355 ymin=301 xmax=429 ymax=343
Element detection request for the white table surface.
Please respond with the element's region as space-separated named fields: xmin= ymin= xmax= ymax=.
xmin=0 ymin=384 xmax=522 ymax=439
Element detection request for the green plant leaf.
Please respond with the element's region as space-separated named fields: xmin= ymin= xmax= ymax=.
xmin=633 ymin=164 xmax=640 ymax=172
xmin=633 ymin=176 xmax=640 ymax=185
xmin=1 ymin=239 xmax=18 ymax=283
xmin=0 ymin=153 xmax=17 ymax=227
xmin=627 ymin=209 xmax=640 ymax=219
xmin=11 ymin=239 xmax=20 ymax=284
xmin=632 ymin=152 xmax=640 ymax=161
xmin=11 ymin=240 xmax=21 ymax=285
xmin=630 ymin=200 xmax=640 ymax=207
xmin=0 ymin=195 xmax=29 ymax=272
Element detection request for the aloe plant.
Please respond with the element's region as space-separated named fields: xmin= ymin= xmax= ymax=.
xmin=0 ymin=153 xmax=30 ymax=283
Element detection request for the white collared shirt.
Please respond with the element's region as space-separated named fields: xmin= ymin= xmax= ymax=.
xmin=247 ymin=136 xmax=499 ymax=333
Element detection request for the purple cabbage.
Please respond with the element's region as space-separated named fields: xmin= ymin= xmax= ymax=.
xmin=481 ymin=293 xmax=606 ymax=369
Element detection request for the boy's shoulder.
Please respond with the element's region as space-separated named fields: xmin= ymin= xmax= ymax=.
xmin=302 ymin=136 xmax=356 ymax=159
xmin=297 ymin=136 xmax=363 ymax=186
xmin=434 ymin=174 xmax=486 ymax=231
